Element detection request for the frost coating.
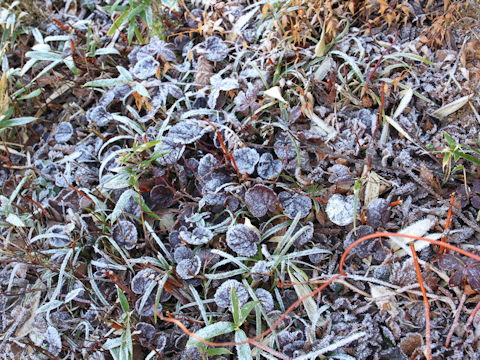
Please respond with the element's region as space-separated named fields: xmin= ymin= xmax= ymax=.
xmin=167 ymin=121 xmax=205 ymax=145
xmin=257 ymin=152 xmax=282 ymax=179
xmin=274 ymin=134 xmax=298 ymax=167
xmin=214 ymin=279 xmax=249 ymax=310
xmin=131 ymin=55 xmax=159 ymax=80
xmin=174 ymin=246 xmax=193 ymax=263
xmin=232 ymin=147 xmax=260 ymax=175
xmin=293 ymin=221 xmax=314 ymax=248
xmin=326 ymin=194 xmax=358 ymax=226
xmin=198 ymin=153 xmax=220 ymax=180
xmin=135 ymin=293 xmax=161 ymax=317
xmin=55 ymin=122 xmax=74 ymax=143
xmin=226 ymin=224 xmax=261 ymax=256
xmin=367 ymin=198 xmax=390 ymax=228
xmin=255 ymin=288 xmax=274 ymax=313
xmin=45 ymin=326 xmax=62 ymax=356
xmin=86 ymin=105 xmax=112 ymax=127
xmin=196 ymin=248 xmax=220 ymax=268
xmin=48 ymin=225 xmax=70 ymax=247
xmin=251 ymin=260 xmax=270 ymax=282
xmin=244 ymin=184 xmax=278 ymax=218
xmin=176 ymin=255 xmax=201 ymax=280
xmin=131 ymin=269 xmax=156 ymax=294
xmin=180 ymin=226 xmax=213 ymax=245
xmin=198 ymin=36 xmax=229 ymax=62
xmin=112 ymin=219 xmax=138 ymax=250
xmin=278 ymin=191 xmax=312 ymax=219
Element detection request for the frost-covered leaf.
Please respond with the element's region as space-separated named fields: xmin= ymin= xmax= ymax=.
xmin=112 ymin=219 xmax=138 ymax=250
xmin=149 ymin=82 xmax=183 ymax=108
xmin=180 ymin=226 xmax=213 ymax=245
xmin=131 ymin=55 xmax=159 ymax=80
xmin=278 ymin=191 xmax=312 ymax=219
xmin=226 ymin=224 xmax=261 ymax=256
xmin=176 ymin=255 xmax=201 ymax=279
xmin=135 ymin=293 xmax=161 ymax=317
xmin=154 ymin=139 xmax=183 ymax=166
xmin=244 ymin=184 xmax=278 ymax=217
xmin=48 ymin=225 xmax=70 ymax=247
xmin=167 ymin=121 xmax=205 ymax=145
xmin=257 ymin=152 xmax=282 ymax=179
xmin=198 ymin=36 xmax=229 ymax=62
xmin=438 ymin=254 xmax=462 ymax=271
xmin=196 ymin=248 xmax=220 ymax=269
xmin=208 ymin=74 xmax=239 ymax=109
xmin=293 ymin=221 xmax=314 ymax=248
xmin=466 ymin=266 xmax=480 ymax=292
xmin=344 ymin=225 xmax=375 ymax=258
xmin=274 ymin=134 xmax=298 ymax=166
xmin=432 ymin=94 xmax=473 ymax=118
xmin=198 ymin=153 xmax=221 ymax=180
xmin=174 ymin=246 xmax=193 ymax=263
xmin=214 ymin=279 xmax=249 ymax=310
xmin=54 ymin=122 xmax=73 ymax=143
xmin=131 ymin=269 xmax=156 ymax=294
xmin=326 ymin=194 xmax=357 ymax=226
xmin=367 ymin=198 xmax=390 ymax=228
xmin=255 ymin=288 xmax=274 ymax=313
xmin=45 ymin=326 xmax=62 ymax=356
xmin=328 ymin=164 xmax=353 ymax=184
xmin=232 ymin=147 xmax=259 ymax=175
xmin=136 ymin=322 xmax=156 ymax=347
xmin=145 ymin=36 xmax=176 ymax=61
xmin=187 ymin=321 xmax=236 ymax=348
xmin=251 ymin=260 xmax=270 ymax=282
xmin=86 ymin=105 xmax=112 ymax=127
xmin=234 ymin=86 xmax=260 ymax=116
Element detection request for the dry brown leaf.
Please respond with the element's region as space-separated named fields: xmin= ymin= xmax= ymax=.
xmin=194 ymin=55 xmax=213 ymax=89
xmin=419 ymin=162 xmax=442 ymax=195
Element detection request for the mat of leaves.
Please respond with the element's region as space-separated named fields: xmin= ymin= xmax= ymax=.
xmin=1 ymin=1 xmax=480 ymax=360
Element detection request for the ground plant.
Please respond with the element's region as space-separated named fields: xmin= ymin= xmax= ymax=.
xmin=1 ymin=0 xmax=480 ymax=359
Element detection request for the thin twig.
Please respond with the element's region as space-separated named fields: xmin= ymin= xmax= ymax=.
xmin=445 ymin=292 xmax=466 ymax=348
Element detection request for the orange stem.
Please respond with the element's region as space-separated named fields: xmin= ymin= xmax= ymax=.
xmin=440 ymin=192 xmax=455 ymax=254
xmin=409 ymin=242 xmax=431 ymax=360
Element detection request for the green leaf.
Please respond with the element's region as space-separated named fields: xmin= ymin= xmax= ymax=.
xmin=25 ymin=51 xmax=62 ymax=61
xmin=117 ymin=286 xmax=130 ymax=313
xmin=235 ymin=329 xmax=252 ymax=360
xmin=17 ymin=88 xmax=43 ymax=100
xmin=107 ymin=9 xmax=131 ymax=36
xmin=84 ymin=78 xmax=124 ymax=87
xmin=187 ymin=321 xmax=235 ymax=348
xmin=238 ymin=301 xmax=258 ymax=326
xmin=443 ymin=132 xmax=457 ymax=148
xmin=0 ymin=116 xmax=36 ymax=128
xmin=206 ymin=348 xmax=232 ymax=356
xmin=231 ymin=287 xmax=241 ymax=325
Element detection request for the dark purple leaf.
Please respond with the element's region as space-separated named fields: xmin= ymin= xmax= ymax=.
xmin=328 ymin=164 xmax=353 ymax=184
xmin=367 ymin=198 xmax=390 ymax=228
xmin=278 ymin=191 xmax=312 ymax=219
xmin=174 ymin=246 xmax=193 ymax=263
xmin=226 ymin=224 xmax=261 ymax=256
xmin=466 ymin=266 xmax=480 ymax=292
xmin=448 ymin=269 xmax=465 ymax=288
xmin=149 ymin=185 xmax=173 ymax=209
xmin=136 ymin=292 xmax=162 ymax=317
xmin=251 ymin=260 xmax=270 ymax=282
xmin=131 ymin=269 xmax=156 ymax=294
xmin=438 ymin=254 xmax=463 ymax=271
xmin=274 ymin=134 xmax=298 ymax=167
xmin=244 ymin=184 xmax=278 ymax=217
xmin=344 ymin=225 xmax=375 ymax=258
xmin=293 ymin=221 xmax=314 ymax=248
xmin=195 ymin=248 xmax=220 ymax=269
xmin=198 ymin=153 xmax=221 ymax=180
